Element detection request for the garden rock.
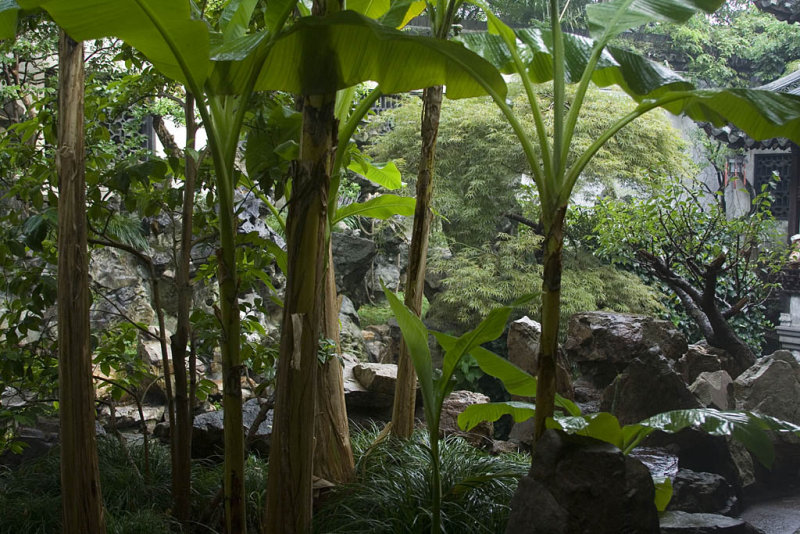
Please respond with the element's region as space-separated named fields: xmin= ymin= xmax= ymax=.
xmin=734 ymin=350 xmax=800 ymax=425
xmin=348 ymin=362 xmax=404 ymax=409
xmin=362 ymin=324 xmax=400 ymax=364
xmin=89 ymin=246 xmax=155 ymax=329
xmin=677 ymin=343 xmax=730 ymax=384
xmin=190 ymin=398 xmax=273 ymax=457
xmin=600 ymin=354 xmax=701 ymax=425
xmin=439 ymin=390 xmax=492 ymax=447
xmin=505 ymin=429 xmax=659 ymax=534
xmin=331 ymin=232 xmax=377 ymax=308
xmin=646 ymin=430 xmax=754 ymax=490
xmin=667 ymin=469 xmax=741 ymax=516
xmin=659 ymin=511 xmax=764 ymax=533
xmin=338 ymin=296 xmax=364 ymax=357
xmin=690 ymin=371 xmax=734 ymax=411
xmin=565 ymin=312 xmax=687 ymax=388
xmin=507 ymin=316 xmax=573 ymax=399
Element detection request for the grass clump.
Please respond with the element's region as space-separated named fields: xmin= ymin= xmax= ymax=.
xmin=0 ymin=436 xmax=269 ymax=534
xmin=358 ymin=293 xmax=430 ymax=328
xmin=313 ymin=426 xmax=528 ymax=533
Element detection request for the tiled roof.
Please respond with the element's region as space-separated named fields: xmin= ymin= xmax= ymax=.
xmin=754 ymin=0 xmax=800 ymax=24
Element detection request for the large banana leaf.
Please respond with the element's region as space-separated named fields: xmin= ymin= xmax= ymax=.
xmin=460 ymin=30 xmax=800 ymax=145
xmin=586 ymin=0 xmax=724 ymax=40
xmin=460 ymin=30 xmax=690 ymax=98
xmin=210 ymin=10 xmax=507 ymax=99
xmin=331 ymin=194 xmax=416 ymax=225
xmin=16 ymin=0 xmax=211 ymax=88
xmin=552 ymin=409 xmax=800 ymax=467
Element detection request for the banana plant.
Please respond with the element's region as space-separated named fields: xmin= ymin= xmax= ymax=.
xmin=456 ymin=0 xmax=800 ymax=444
xmin=385 ymin=287 xmax=578 ymax=532
xmin=1 ymin=1 xmax=507 ymax=531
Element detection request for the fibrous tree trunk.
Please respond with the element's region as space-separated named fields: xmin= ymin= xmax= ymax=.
xmin=56 ymin=30 xmax=106 ymax=534
xmin=533 ymin=207 xmax=565 ymax=441
xmin=391 ymin=84 xmax=443 ymax=439
xmin=170 ymin=92 xmax=197 ymax=522
xmin=263 ymin=89 xmax=336 ymax=533
xmin=314 ymin=244 xmax=355 ymax=483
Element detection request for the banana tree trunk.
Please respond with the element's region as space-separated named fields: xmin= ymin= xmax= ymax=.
xmin=533 ymin=206 xmax=566 ymax=442
xmin=391 ymin=85 xmax=443 ymax=439
xmin=263 ymin=92 xmax=336 ymax=534
xmin=56 ymin=30 xmax=106 ymax=534
xmin=170 ymin=92 xmax=197 ymax=522
xmin=314 ymin=244 xmax=355 ymax=483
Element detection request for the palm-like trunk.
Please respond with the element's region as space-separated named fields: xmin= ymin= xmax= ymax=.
xmin=170 ymin=92 xmax=197 ymax=522
xmin=314 ymin=245 xmax=355 ymax=483
xmin=56 ymin=30 xmax=106 ymax=534
xmin=263 ymin=91 xmax=336 ymax=533
xmin=391 ymin=85 xmax=443 ymax=438
xmin=533 ymin=207 xmax=565 ymax=441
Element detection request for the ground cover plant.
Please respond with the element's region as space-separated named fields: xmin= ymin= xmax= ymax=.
xmin=313 ymin=426 xmax=529 ymax=534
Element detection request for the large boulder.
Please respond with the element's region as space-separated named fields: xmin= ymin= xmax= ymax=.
xmin=506 ymin=429 xmax=659 ymax=534
xmin=331 ymin=232 xmax=377 ymax=308
xmin=439 ymin=390 xmax=493 ymax=447
xmin=659 ymin=511 xmax=764 ymax=534
xmin=690 ymin=371 xmax=734 ymax=411
xmin=89 ymin=247 xmax=155 ymax=329
xmin=190 ymin=398 xmax=273 ymax=457
xmin=565 ymin=312 xmax=687 ymax=388
xmin=667 ymin=469 xmax=741 ymax=516
xmin=507 ymin=317 xmax=573 ymax=399
xmin=734 ymin=350 xmax=800 ymax=425
xmin=645 ymin=430 xmax=755 ymax=490
xmin=600 ymin=354 xmax=701 ymax=425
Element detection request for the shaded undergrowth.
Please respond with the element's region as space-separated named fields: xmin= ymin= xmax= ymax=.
xmin=0 ymin=437 xmax=268 ymax=534
xmin=0 ymin=426 xmax=527 ymax=533
xmin=313 ymin=426 xmax=529 ymax=534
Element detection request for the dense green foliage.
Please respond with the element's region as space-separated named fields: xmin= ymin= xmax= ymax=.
xmin=370 ymin=83 xmax=691 ymax=248
xmin=427 ymin=227 xmax=664 ymax=333
xmin=0 ymin=437 xmax=268 ymax=533
xmin=619 ymin=0 xmax=800 ymax=87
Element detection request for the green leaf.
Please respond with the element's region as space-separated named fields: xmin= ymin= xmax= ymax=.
xmin=266 ymin=239 xmax=288 ymax=276
xmin=655 ymin=89 xmax=800 ymax=147
xmin=653 ymin=476 xmax=673 ymax=512
xmin=331 ymin=194 xmax=415 ymax=225
xmin=435 ymin=306 xmax=513 ymax=388
xmin=0 ymin=0 xmax=19 ymax=40
xmin=458 ymin=401 xmax=536 ymax=431
xmin=434 ymin=333 xmax=581 ymax=416
xmin=460 ymin=29 xmax=691 ymax=100
xmin=347 ymin=0 xmax=390 ymax=20
xmin=378 ymin=0 xmax=426 ymax=29
xmin=219 ymin=0 xmax=258 ymax=40
xmin=34 ymin=0 xmax=211 ymax=89
xmin=383 ymin=285 xmax=435 ymax=424
xmin=550 ymin=412 xmax=626 ymax=448
xmin=212 ymin=11 xmax=507 ymax=100
xmin=586 ymin=0 xmax=725 ymax=40
xmin=264 ymin=0 xmax=298 ymax=33
xmin=347 ymin=150 xmax=402 ymax=190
